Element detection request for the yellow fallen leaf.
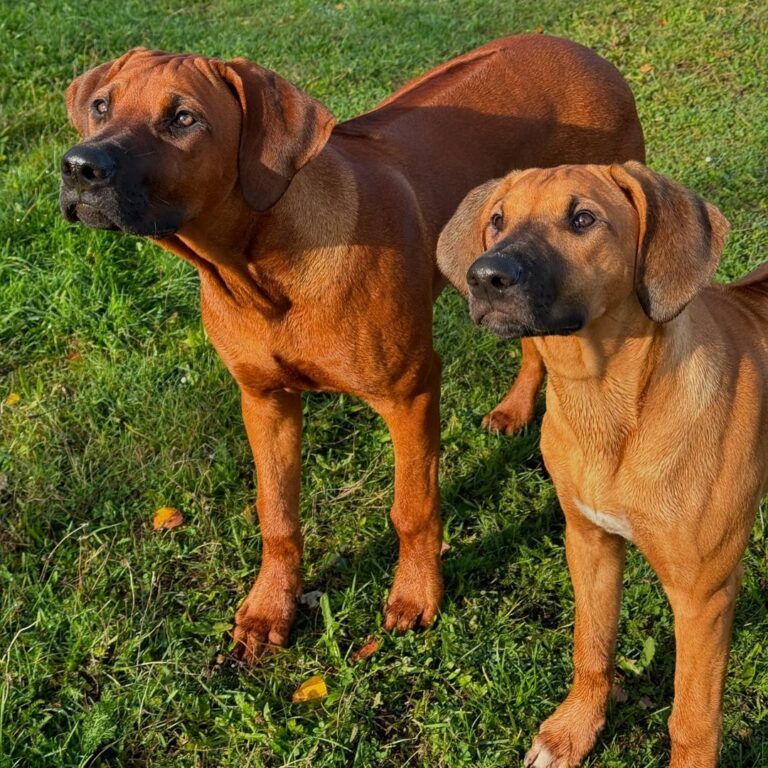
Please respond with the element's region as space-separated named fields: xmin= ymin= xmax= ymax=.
xmin=639 ymin=63 xmax=653 ymax=73
xmin=4 ymin=392 xmax=20 ymax=406
xmin=292 ymin=674 xmax=328 ymax=703
xmin=153 ymin=506 xmax=183 ymax=531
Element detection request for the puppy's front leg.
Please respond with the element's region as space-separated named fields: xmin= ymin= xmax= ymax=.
xmin=233 ymin=389 xmax=303 ymax=662
xmin=371 ymin=353 xmax=444 ymax=633
xmin=664 ymin=566 xmax=741 ymax=768
xmin=526 ymin=509 xmax=627 ymax=768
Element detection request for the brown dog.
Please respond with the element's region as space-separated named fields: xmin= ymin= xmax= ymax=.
xmin=60 ymin=36 xmax=644 ymax=661
xmin=438 ymin=161 xmax=768 ymax=766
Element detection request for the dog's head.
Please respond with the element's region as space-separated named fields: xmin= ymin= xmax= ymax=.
xmin=437 ymin=162 xmax=730 ymax=339
xmin=60 ymin=48 xmax=335 ymax=237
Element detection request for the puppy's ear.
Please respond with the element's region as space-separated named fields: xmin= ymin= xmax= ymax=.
xmin=437 ymin=178 xmax=501 ymax=295
xmin=66 ymin=48 xmax=148 ymax=136
xmin=610 ymin=161 xmax=730 ymax=322
xmin=215 ymin=59 xmax=336 ymax=212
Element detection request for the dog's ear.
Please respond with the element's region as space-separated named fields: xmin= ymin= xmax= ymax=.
xmin=215 ymin=59 xmax=336 ymax=212
xmin=66 ymin=48 xmax=148 ymax=136
xmin=610 ymin=161 xmax=730 ymax=323
xmin=437 ymin=178 xmax=502 ymax=295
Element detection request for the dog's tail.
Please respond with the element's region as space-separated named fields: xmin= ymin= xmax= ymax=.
xmin=728 ymin=262 xmax=768 ymax=322
xmin=730 ymin=262 xmax=768 ymax=296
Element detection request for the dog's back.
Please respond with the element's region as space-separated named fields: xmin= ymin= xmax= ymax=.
xmin=334 ymin=35 xmax=645 ymax=239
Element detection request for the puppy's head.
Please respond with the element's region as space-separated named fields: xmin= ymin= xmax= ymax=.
xmin=60 ymin=49 xmax=335 ymax=237
xmin=437 ymin=162 xmax=729 ymax=339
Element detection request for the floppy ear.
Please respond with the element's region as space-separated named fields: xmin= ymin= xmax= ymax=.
xmin=66 ymin=48 xmax=148 ymax=136
xmin=214 ymin=59 xmax=336 ymax=212
xmin=610 ymin=161 xmax=730 ymax=322
xmin=437 ymin=178 xmax=501 ymax=295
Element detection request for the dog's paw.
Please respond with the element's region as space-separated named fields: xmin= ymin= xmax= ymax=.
xmin=232 ymin=578 xmax=298 ymax=663
xmin=482 ymin=401 xmax=534 ymax=435
xmin=384 ymin=566 xmax=442 ymax=633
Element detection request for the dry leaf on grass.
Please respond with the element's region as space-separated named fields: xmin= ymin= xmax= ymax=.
xmin=153 ymin=507 xmax=183 ymax=531
xmin=351 ymin=635 xmax=380 ymax=662
xmin=292 ymin=674 xmax=328 ymax=703
xmin=4 ymin=392 xmax=20 ymax=406
xmin=639 ymin=63 xmax=654 ymax=73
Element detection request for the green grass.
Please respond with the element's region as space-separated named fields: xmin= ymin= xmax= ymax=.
xmin=1 ymin=1 xmax=767 ymax=766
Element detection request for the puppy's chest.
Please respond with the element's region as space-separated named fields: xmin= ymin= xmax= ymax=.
xmin=572 ymin=497 xmax=634 ymax=541
xmin=543 ymin=421 xmax=639 ymax=543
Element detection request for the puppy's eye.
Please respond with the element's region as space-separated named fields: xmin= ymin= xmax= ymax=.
xmin=490 ymin=212 xmax=504 ymax=231
xmin=91 ymin=98 xmax=108 ymax=116
xmin=571 ymin=211 xmax=596 ymax=231
xmin=173 ymin=111 xmax=196 ymax=128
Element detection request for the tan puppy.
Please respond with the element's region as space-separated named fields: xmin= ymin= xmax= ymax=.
xmin=59 ymin=37 xmax=644 ymax=661
xmin=438 ymin=161 xmax=767 ymax=767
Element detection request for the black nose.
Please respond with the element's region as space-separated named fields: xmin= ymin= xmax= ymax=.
xmin=61 ymin=145 xmax=116 ymax=189
xmin=467 ymin=253 xmax=525 ymax=295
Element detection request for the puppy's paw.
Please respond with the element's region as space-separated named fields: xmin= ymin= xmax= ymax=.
xmin=232 ymin=575 xmax=299 ymax=663
xmin=524 ymin=703 xmax=605 ymax=768
xmin=524 ymin=736 xmax=573 ymax=768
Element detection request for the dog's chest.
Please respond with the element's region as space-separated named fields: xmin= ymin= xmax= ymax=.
xmin=201 ymin=302 xmax=337 ymax=394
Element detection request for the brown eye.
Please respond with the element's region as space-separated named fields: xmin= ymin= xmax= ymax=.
xmin=490 ymin=211 xmax=503 ymax=231
xmin=92 ymin=98 xmax=108 ymax=116
xmin=173 ymin=111 xmax=196 ymax=128
xmin=571 ymin=211 xmax=596 ymax=231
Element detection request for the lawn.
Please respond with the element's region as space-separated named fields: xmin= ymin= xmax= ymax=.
xmin=1 ymin=1 xmax=766 ymax=766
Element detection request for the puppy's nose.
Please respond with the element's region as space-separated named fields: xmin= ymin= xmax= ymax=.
xmin=467 ymin=253 xmax=524 ymax=295
xmin=61 ymin=145 xmax=116 ymax=189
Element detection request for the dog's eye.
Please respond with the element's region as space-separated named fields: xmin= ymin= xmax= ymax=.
xmin=571 ymin=211 xmax=596 ymax=231
xmin=490 ymin=212 xmax=504 ymax=231
xmin=91 ymin=98 xmax=108 ymax=117
xmin=173 ymin=111 xmax=196 ymax=128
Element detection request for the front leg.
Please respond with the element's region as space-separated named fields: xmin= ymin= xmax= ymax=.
xmin=483 ymin=338 xmax=545 ymax=434
xmin=526 ymin=506 xmax=627 ymax=768
xmin=233 ymin=389 xmax=303 ymax=662
xmin=664 ymin=566 xmax=741 ymax=767
xmin=371 ymin=353 xmax=443 ymax=632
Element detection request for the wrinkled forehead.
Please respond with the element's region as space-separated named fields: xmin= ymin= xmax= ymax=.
xmin=103 ymin=52 xmax=230 ymax=108
xmin=497 ymin=165 xmax=622 ymax=217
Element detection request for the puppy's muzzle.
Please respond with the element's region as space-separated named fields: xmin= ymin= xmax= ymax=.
xmin=467 ymin=252 xmax=525 ymax=301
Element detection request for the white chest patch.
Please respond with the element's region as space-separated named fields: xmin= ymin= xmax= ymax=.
xmin=574 ymin=498 xmax=634 ymax=541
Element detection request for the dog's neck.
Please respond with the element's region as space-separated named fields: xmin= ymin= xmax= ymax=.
xmin=155 ymin=144 xmax=358 ymax=313
xmin=533 ymin=300 xmax=707 ymax=459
